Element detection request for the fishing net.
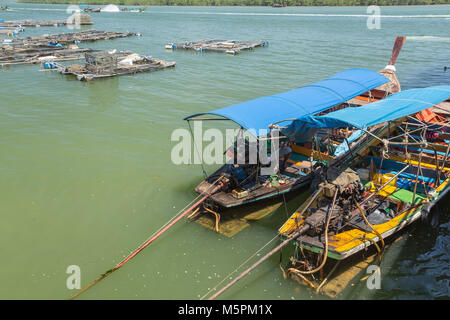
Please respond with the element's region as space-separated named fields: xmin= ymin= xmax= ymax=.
xmin=85 ymin=51 xmax=117 ymax=75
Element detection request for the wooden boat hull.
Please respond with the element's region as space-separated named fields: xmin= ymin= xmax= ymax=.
xmin=284 ymin=178 xmax=449 ymax=260
xmin=276 ymin=109 xmax=449 ymax=295
xmin=195 ymin=165 xmax=311 ymax=209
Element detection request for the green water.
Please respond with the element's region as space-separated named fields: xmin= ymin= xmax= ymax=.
xmin=0 ymin=3 xmax=449 ymax=299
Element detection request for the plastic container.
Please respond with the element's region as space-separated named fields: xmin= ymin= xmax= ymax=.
xmin=373 ymin=173 xmax=397 ymax=186
xmin=396 ymin=178 xmax=413 ymax=191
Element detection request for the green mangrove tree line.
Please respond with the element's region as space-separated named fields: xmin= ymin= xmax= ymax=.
xmin=16 ymin=0 xmax=450 ymax=6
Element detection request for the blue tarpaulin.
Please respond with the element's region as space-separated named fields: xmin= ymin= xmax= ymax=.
xmin=333 ymin=129 xmax=365 ymax=157
xmin=185 ymin=68 xmax=389 ymax=137
xmin=283 ymin=85 xmax=450 ymax=140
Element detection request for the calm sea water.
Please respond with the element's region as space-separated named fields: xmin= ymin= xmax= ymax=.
xmin=0 ymin=2 xmax=449 ymax=299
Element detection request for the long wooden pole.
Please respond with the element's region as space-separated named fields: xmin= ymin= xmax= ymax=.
xmin=436 ymin=142 xmax=450 ymax=184
xmin=208 ymin=226 xmax=309 ymax=300
xmin=114 ymin=186 xmax=221 ymax=270
xmin=69 ymin=183 xmax=222 ymax=300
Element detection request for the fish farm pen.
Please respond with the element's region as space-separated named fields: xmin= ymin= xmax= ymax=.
xmin=59 ymin=50 xmax=176 ymax=81
xmin=0 ymin=30 xmax=140 ymax=67
xmin=0 ymin=45 xmax=92 ymax=66
xmin=0 ymin=27 xmax=23 ymax=35
xmin=165 ymin=39 xmax=269 ymax=55
xmin=11 ymin=30 xmax=138 ymax=46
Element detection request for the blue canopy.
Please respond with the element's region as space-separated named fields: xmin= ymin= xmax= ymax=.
xmin=284 ymin=86 xmax=450 ymax=139
xmin=185 ymin=68 xmax=389 ymax=137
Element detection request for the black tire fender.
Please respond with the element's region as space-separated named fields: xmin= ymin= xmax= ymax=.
xmin=421 ymin=202 xmax=440 ymax=228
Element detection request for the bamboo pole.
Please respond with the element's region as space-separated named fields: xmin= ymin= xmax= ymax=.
xmin=436 ymin=142 xmax=450 ymax=184
xmin=412 ymin=148 xmax=423 ymax=205
xmin=69 ymin=181 xmax=223 ymax=300
xmin=208 ymin=226 xmax=309 ymax=300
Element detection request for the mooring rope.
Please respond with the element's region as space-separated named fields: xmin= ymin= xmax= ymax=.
xmin=69 ymin=175 xmax=224 ymax=300
xmin=200 ymin=234 xmax=280 ymax=300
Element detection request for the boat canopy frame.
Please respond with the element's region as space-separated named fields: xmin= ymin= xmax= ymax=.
xmin=184 ymin=68 xmax=390 ymax=139
xmin=278 ymin=85 xmax=450 ymax=144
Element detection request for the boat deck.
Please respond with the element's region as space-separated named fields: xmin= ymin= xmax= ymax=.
xmin=195 ymin=159 xmax=312 ymax=208
xmin=279 ymin=163 xmax=449 ymax=260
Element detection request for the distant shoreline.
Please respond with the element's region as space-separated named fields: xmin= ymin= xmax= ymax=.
xmin=14 ymin=1 xmax=450 ymax=6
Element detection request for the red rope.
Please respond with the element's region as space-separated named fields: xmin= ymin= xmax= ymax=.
xmin=69 ymin=181 xmax=223 ymax=299
xmin=113 ymin=185 xmax=220 ymax=270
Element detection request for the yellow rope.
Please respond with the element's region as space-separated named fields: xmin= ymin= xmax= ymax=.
xmin=187 ymin=207 xmax=200 ymax=219
xmin=203 ymin=206 xmax=220 ymax=232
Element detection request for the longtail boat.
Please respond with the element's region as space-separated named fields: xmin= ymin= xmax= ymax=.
xmin=295 ymin=36 xmax=405 ymax=163
xmin=184 ymin=68 xmax=390 ymax=235
xmin=84 ymin=7 xmax=101 ymax=13
xmin=430 ymin=98 xmax=450 ymax=118
xmin=184 ymin=38 xmax=405 ymax=230
xmin=204 ymin=85 xmax=450 ymax=300
xmin=275 ymin=85 xmax=450 ymax=296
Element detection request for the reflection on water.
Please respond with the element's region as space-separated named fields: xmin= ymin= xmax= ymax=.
xmin=381 ymin=198 xmax=450 ymax=300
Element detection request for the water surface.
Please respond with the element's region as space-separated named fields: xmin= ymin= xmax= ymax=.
xmin=0 ymin=2 xmax=449 ymax=299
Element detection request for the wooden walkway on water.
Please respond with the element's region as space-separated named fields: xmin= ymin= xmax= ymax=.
xmin=0 ymin=14 xmax=93 ymax=28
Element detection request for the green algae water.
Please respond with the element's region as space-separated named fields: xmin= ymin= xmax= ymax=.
xmin=0 ymin=2 xmax=449 ymax=299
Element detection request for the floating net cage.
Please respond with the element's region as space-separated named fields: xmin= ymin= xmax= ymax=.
xmin=166 ymin=39 xmax=269 ymax=54
xmin=84 ymin=51 xmax=117 ymax=75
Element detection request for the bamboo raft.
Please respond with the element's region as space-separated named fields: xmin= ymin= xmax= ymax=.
xmin=165 ymin=39 xmax=269 ymax=55
xmin=4 ymin=30 xmax=138 ymax=48
xmin=0 ymin=27 xmax=24 ymax=36
xmin=0 ymin=46 xmax=93 ymax=66
xmin=59 ymin=50 xmax=175 ymax=81
xmin=0 ymin=30 xmax=139 ymax=66
xmin=0 ymin=14 xmax=93 ymax=28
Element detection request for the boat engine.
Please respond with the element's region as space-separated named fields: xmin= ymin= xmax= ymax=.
xmin=306 ymin=166 xmax=365 ymax=237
